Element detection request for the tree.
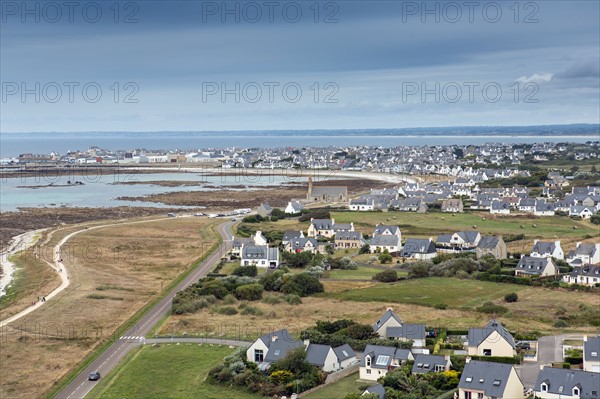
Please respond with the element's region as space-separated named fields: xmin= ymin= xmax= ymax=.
xmin=271 ymin=347 xmax=313 ymax=375
xmin=282 ymin=251 xmax=314 ymax=268
xmin=591 ymin=212 xmax=600 ymax=225
xmin=346 ymin=323 xmax=378 ymax=340
xmin=408 ymin=261 xmax=431 ymax=278
xmin=378 ymin=250 xmax=393 ymax=264
xmin=234 ymin=283 xmax=263 ymax=301
xmin=359 ymin=243 xmax=371 ymax=254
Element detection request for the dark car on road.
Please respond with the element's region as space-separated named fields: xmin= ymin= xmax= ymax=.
xmin=89 ymin=371 xmax=101 ymax=381
xmin=516 ymin=341 xmax=531 ymax=350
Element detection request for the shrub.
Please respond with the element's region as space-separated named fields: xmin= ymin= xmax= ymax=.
xmin=306 ymin=266 xmax=325 ymax=279
xmin=281 ymin=273 xmax=324 ymax=296
xmin=359 ymin=244 xmax=371 ymax=254
xmin=285 ymin=294 xmax=302 ymax=305
xmin=373 ymin=269 xmax=398 ymax=282
xmin=232 ymin=265 xmax=258 ymax=277
xmin=262 ymin=295 xmax=282 ymax=305
xmin=269 ymin=370 xmax=294 ymax=385
xmin=346 ymin=324 xmax=378 ymax=340
xmin=434 ymin=303 xmax=448 ymax=310
xmin=242 ymin=215 xmax=263 ymax=223
xmin=476 ymin=301 xmax=509 ymax=315
xmin=378 ymin=251 xmax=393 ymax=264
xmin=235 ymin=283 xmax=264 ymax=301
xmin=241 ymin=305 xmax=264 ymax=316
xmin=214 ymin=306 xmax=238 ymax=315
xmin=554 ymin=319 xmax=568 ymax=328
xmin=222 ymin=294 xmax=237 ymax=305
xmin=504 ymin=292 xmax=519 ymax=303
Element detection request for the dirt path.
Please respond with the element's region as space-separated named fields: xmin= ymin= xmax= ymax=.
xmin=0 ymin=216 xmax=187 ymax=328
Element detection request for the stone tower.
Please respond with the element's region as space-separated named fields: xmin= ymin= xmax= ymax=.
xmin=307 ymin=176 xmax=313 ymax=200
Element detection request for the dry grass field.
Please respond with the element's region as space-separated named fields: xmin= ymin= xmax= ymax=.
xmin=0 ymin=217 xmax=219 ymax=399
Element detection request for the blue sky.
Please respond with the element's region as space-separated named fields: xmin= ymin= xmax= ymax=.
xmin=1 ymin=0 xmax=599 ymax=132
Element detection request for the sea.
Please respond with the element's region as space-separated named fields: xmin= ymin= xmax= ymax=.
xmin=1 ymin=130 xmax=598 ymax=157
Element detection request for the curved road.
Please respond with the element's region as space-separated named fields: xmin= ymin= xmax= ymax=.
xmin=54 ymin=219 xmax=235 ymax=399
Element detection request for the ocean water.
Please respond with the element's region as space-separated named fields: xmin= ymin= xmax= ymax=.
xmin=0 ymin=172 xmax=309 ymax=211
xmin=1 ymin=132 xmax=597 ymax=157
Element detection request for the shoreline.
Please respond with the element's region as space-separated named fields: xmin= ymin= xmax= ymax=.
xmin=0 ymin=229 xmax=45 ymax=297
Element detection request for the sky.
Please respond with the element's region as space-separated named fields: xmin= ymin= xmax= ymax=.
xmin=1 ymin=0 xmax=599 ymax=132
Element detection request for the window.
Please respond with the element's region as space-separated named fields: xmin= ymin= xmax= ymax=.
xmin=558 ymin=386 xmax=564 ymax=393
xmin=366 ymin=369 xmax=371 ymax=374
xmin=254 ymin=349 xmax=264 ymax=362
xmin=365 ymin=356 xmax=371 ymax=367
xmin=592 ymin=351 xmax=598 ymax=357
xmin=573 ymin=387 xmax=580 ymax=396
xmin=483 ymin=349 xmax=492 ymax=356
xmin=435 ymin=364 xmax=445 ymax=372
xmin=477 ymin=394 xmax=483 ymax=399
xmin=342 ymin=350 xmax=349 ymax=357
xmin=417 ymin=363 xmax=423 ymax=368
xmin=273 ymin=349 xmax=280 ymax=356
xmin=479 ymin=378 xmax=484 ymax=383
xmin=376 ymin=355 xmax=390 ymax=366
xmin=465 ymin=377 xmax=473 ymax=383
xmin=541 ymin=383 xmax=548 ymax=392
xmin=493 ymin=380 xmax=501 ymax=386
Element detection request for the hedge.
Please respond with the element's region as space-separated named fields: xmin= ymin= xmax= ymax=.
xmin=469 ymin=356 xmax=521 ymax=365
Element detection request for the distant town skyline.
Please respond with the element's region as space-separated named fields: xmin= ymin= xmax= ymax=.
xmin=2 ymin=1 xmax=599 ymax=132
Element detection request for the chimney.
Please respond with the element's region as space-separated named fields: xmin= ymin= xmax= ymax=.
xmin=534 ymin=239 xmax=539 ymax=245
xmin=303 ymin=339 xmax=310 ymax=348
xmin=272 ymin=334 xmax=278 ymax=342
xmin=465 ymin=357 xmax=471 ymax=363
xmin=300 ymin=231 xmax=305 ymax=238
xmin=386 ymin=306 xmax=394 ymax=312
xmin=576 ymin=242 xmax=581 ymax=248
xmin=521 ymin=254 xmax=525 ymax=259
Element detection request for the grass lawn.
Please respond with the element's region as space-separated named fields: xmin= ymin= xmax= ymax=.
xmin=89 ymin=344 xmax=262 ymax=399
xmin=330 ymin=211 xmax=600 ymax=241
xmin=328 ymin=277 xmax=527 ymax=308
xmin=304 ymin=372 xmax=375 ymax=399
xmin=326 ymin=267 xmax=406 ymax=280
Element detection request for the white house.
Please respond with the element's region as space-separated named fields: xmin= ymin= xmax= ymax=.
xmin=563 ymin=264 xmax=600 ymax=287
xmin=459 ymin=360 xmax=525 ymax=399
xmin=490 ymin=201 xmax=510 ymax=214
xmin=466 ymin=320 xmax=515 ymax=357
xmin=534 ymin=367 xmax=600 ymax=398
xmin=241 ymin=245 xmax=280 ymax=268
xmin=360 ymin=345 xmax=414 ymax=381
xmin=253 ymin=231 xmax=268 ymax=246
xmin=567 ymin=242 xmax=600 ymax=266
xmin=570 ymin=205 xmax=595 ymax=219
xmin=349 ymin=198 xmax=375 ymax=211
xmin=285 ymin=201 xmax=304 ymax=214
xmin=400 ymin=238 xmax=437 ymax=260
xmin=530 ymin=240 xmax=564 ymax=260
xmin=515 ymin=256 xmax=559 ymax=278
xmin=372 ymin=309 xmax=426 ymax=347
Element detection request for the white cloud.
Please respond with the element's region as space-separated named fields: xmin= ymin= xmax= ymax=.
xmin=515 ymin=73 xmax=554 ymax=84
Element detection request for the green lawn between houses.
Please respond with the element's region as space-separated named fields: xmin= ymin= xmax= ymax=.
xmin=88 ymin=344 xmax=263 ymax=399
xmin=303 ymin=372 xmax=375 ymax=399
xmin=325 ymin=267 xmax=407 ymax=280
xmin=327 ymin=277 xmax=527 ymax=308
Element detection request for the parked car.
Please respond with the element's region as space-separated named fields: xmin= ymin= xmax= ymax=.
xmin=89 ymin=371 xmax=101 ymax=381
xmin=516 ymin=341 xmax=531 ymax=350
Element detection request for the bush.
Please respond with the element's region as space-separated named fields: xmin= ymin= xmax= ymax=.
xmin=281 ymin=273 xmax=324 ymax=296
xmin=240 ymin=305 xmax=264 ymax=316
xmin=214 ymin=306 xmax=238 ymax=315
xmin=476 ymin=301 xmax=509 ymax=315
xmin=262 ymin=295 xmax=282 ymax=305
xmin=222 ymin=294 xmax=237 ymax=305
xmin=504 ymin=292 xmax=519 ymax=303
xmin=378 ymin=251 xmax=393 ymax=264
xmin=285 ymin=294 xmax=302 ymax=305
xmin=434 ymin=303 xmax=448 ymax=310
xmin=359 ymin=244 xmax=371 ymax=254
xmin=373 ymin=269 xmax=398 ymax=282
xmin=554 ymin=319 xmax=569 ymax=328
xmin=269 ymin=370 xmax=294 ymax=385
xmin=242 ymin=215 xmax=263 ymax=223
xmin=235 ymin=283 xmax=264 ymax=301
xmin=232 ymin=265 xmax=258 ymax=277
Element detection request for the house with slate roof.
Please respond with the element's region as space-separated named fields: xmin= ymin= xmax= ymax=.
xmin=530 ymin=240 xmax=564 ymax=260
xmin=436 ymin=231 xmax=481 ymax=250
xmin=307 ymin=218 xmax=335 ymax=238
xmin=362 ymin=384 xmax=385 ymax=399
xmin=246 ymin=329 xmax=356 ymax=373
xmin=490 ymin=201 xmax=510 ymax=214
xmin=441 ymin=198 xmax=464 ymax=213
xmin=401 ymin=238 xmax=437 ymax=260
xmin=412 ymin=354 xmax=451 ymax=374
xmin=466 ymin=320 xmax=515 ymax=357
xmin=284 ymin=201 xmax=304 ymax=214
xmin=563 ymin=264 xmax=600 ymax=287
xmin=373 ymin=224 xmax=402 ymax=239
xmin=335 ymin=231 xmax=365 ymax=250
xmin=360 ymin=344 xmax=414 ymax=381
xmin=534 ymin=367 xmax=600 ymax=398
xmin=241 ymin=245 xmax=280 ymax=268
xmin=281 ymin=230 xmax=304 ymax=246
xmin=567 ymin=242 xmax=600 ymax=266
xmin=368 ymin=235 xmax=402 ymax=254
xmin=284 ymin=237 xmax=319 ymax=254
xmin=583 ymin=334 xmax=600 ymax=373
xmin=515 ymin=256 xmax=559 ymax=278
xmin=476 ymin=236 xmax=507 ymax=259
xmin=372 ymin=308 xmax=403 ymax=338
xmin=371 ymin=309 xmax=426 ymax=347
xmin=458 ymin=360 xmax=525 ymax=399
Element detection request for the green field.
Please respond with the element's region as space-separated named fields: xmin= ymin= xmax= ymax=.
xmin=326 ymin=267 xmax=406 ymax=280
xmin=329 ymin=277 xmax=527 ymax=308
xmin=304 ymin=372 xmax=375 ymax=399
xmin=88 ymin=344 xmax=263 ymax=399
xmin=330 ymin=211 xmax=599 ymax=240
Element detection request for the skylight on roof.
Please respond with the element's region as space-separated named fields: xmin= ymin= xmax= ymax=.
xmin=592 ymin=351 xmax=598 ymax=357
xmin=376 ymin=355 xmax=390 ymax=366
xmin=274 ymin=350 xmax=280 ymax=356
xmin=342 ymin=350 xmax=349 ymax=357
xmin=466 ymin=377 xmax=473 ymax=383
xmin=479 ymin=378 xmax=484 ymax=383
xmin=493 ymin=380 xmax=501 ymax=386
xmin=558 ymin=386 xmax=564 ymax=392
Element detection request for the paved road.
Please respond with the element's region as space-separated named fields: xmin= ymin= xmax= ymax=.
xmin=516 ymin=334 xmax=582 ymax=388
xmin=54 ymin=219 xmax=235 ymax=399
